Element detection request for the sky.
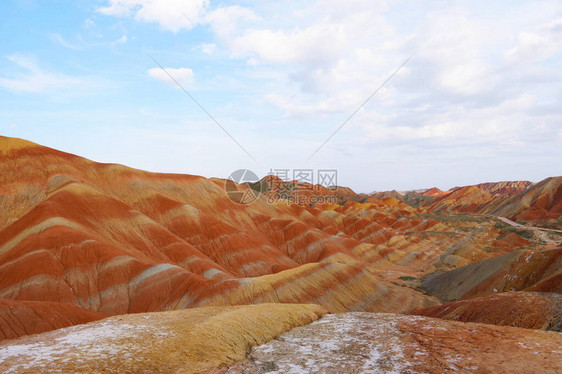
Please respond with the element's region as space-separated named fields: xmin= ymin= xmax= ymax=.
xmin=0 ymin=0 xmax=561 ymax=192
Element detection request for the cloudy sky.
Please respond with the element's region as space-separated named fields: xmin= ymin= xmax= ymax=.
xmin=1 ymin=0 xmax=561 ymax=192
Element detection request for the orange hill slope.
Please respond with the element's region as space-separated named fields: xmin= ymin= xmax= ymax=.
xmin=250 ymin=174 xmax=361 ymax=205
xmin=425 ymin=178 xmax=562 ymax=226
xmin=370 ymin=181 xmax=536 ymax=212
xmin=428 ymin=185 xmax=498 ymax=213
xmin=422 ymin=187 xmax=449 ymax=197
xmin=0 ymin=299 xmax=104 ymax=340
xmin=476 ymin=180 xmax=533 ymax=196
xmin=0 ymin=136 xmax=450 ymax=340
xmin=411 ymin=291 xmax=562 ymax=331
xmin=0 ymin=136 xmax=558 ymax=342
xmin=492 ymin=176 xmax=562 ymax=222
xmin=419 ymin=247 xmax=562 ymax=302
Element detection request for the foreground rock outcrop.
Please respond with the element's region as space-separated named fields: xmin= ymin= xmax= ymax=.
xmin=3 ymin=306 xmax=560 ymax=374
xmin=224 ymin=312 xmax=562 ymax=374
xmin=0 ymin=303 xmax=326 ymax=373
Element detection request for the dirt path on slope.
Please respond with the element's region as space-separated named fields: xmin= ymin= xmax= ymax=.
xmin=497 ymin=216 xmax=562 ymax=244
xmin=497 ymin=216 xmax=562 ymax=233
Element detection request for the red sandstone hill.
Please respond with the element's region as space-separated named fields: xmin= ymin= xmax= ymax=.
xmin=365 ymin=190 xmax=404 ymax=200
xmin=424 ymin=178 xmax=562 ymax=227
xmin=428 ymin=181 xmax=533 ymax=213
xmin=249 ymin=174 xmax=361 ymax=205
xmin=476 ymin=180 xmax=534 ymax=196
xmin=419 ymin=247 xmax=562 ymax=302
xmin=0 ymin=135 xmax=560 ymax=345
xmin=0 ymin=299 xmax=105 ymax=340
xmin=492 ymin=176 xmax=562 ymax=222
xmin=427 ymin=185 xmax=497 ymax=213
xmin=369 ymin=181 xmax=543 ymax=215
xmin=0 ymin=137 xmax=443 ymax=339
xmin=422 ymin=187 xmax=449 ymax=197
xmin=411 ymin=291 xmax=562 ymax=331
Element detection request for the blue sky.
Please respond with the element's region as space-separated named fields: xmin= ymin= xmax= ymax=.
xmin=1 ymin=0 xmax=561 ymax=192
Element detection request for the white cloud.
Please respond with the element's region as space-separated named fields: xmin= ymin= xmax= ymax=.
xmin=0 ymin=55 xmax=96 ymax=94
xmin=200 ymin=43 xmax=216 ymax=54
xmin=49 ymin=33 xmax=83 ymax=50
xmin=83 ymin=18 xmax=95 ymax=29
xmin=505 ymin=17 xmax=562 ymax=63
xmin=97 ymin=0 xmax=209 ymax=32
xmin=93 ymin=0 xmax=562 ymax=190
xmin=147 ymin=67 xmax=194 ymax=87
xmin=415 ymin=7 xmax=498 ymax=95
xmin=205 ymin=5 xmax=259 ymax=40
xmin=205 ymin=1 xmax=562 ymax=131
xmin=358 ymin=93 xmax=555 ymax=149
xmin=265 ymin=93 xmax=340 ymax=118
xmin=50 ymin=31 xmax=128 ymax=50
xmin=203 ymin=1 xmax=407 ymax=116
xmin=110 ymin=34 xmax=128 ymax=47
xmin=222 ymin=3 xmax=394 ymax=69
